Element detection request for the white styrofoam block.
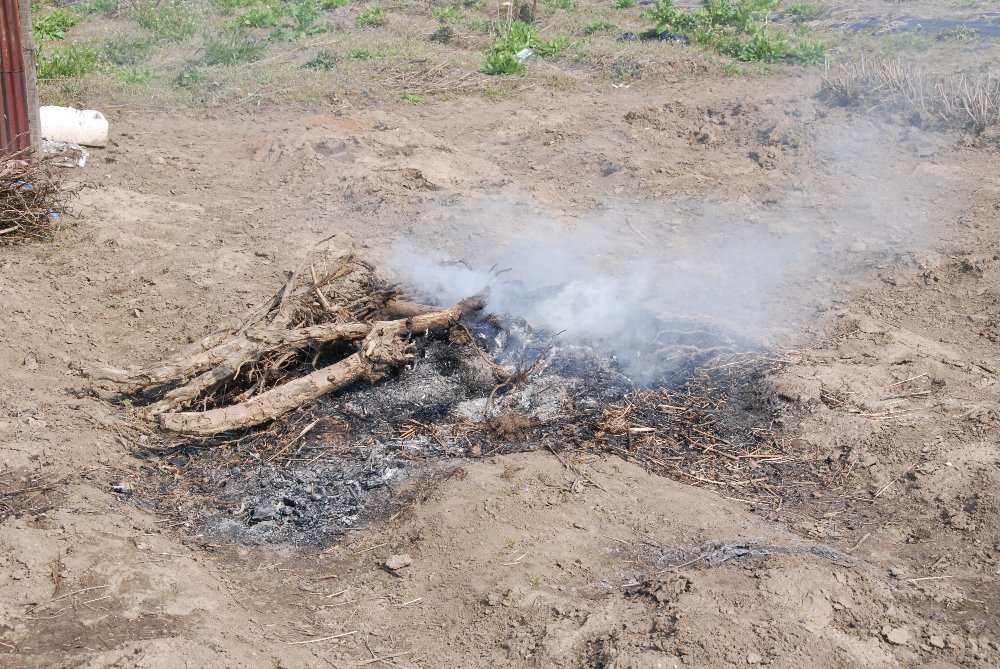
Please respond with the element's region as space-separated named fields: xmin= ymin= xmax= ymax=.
xmin=39 ymin=106 xmax=109 ymax=147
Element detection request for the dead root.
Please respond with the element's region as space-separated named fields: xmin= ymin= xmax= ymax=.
xmin=85 ymin=243 xmax=484 ymax=437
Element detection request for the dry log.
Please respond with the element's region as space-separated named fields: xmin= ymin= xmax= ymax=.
xmin=155 ymin=297 xmax=483 ymax=436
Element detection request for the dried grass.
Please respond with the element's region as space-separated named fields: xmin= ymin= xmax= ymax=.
xmin=821 ymin=57 xmax=1000 ymax=133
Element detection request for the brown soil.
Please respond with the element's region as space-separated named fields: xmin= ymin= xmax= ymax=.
xmin=3 ymin=4 xmax=1000 ymax=667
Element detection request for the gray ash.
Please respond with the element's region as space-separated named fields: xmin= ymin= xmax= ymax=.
xmin=135 ymin=314 xmax=785 ymax=548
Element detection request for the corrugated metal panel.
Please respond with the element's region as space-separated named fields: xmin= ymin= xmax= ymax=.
xmin=0 ymin=0 xmax=30 ymax=153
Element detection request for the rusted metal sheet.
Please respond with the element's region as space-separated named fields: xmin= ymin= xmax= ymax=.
xmin=0 ymin=0 xmax=30 ymax=152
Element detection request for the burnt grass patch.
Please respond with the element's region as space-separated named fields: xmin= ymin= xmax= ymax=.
xmin=121 ymin=314 xmax=833 ymax=548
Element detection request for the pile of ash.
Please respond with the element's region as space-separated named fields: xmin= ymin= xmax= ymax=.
xmin=134 ymin=314 xmax=812 ymax=547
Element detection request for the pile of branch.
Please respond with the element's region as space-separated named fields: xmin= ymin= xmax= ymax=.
xmin=87 ymin=246 xmax=483 ymax=437
xmin=1 ymin=151 xmax=70 ymax=244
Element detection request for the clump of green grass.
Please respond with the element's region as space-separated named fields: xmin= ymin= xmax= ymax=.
xmin=270 ymin=0 xmax=328 ymax=40
xmin=349 ymin=47 xmax=373 ymax=59
xmin=173 ymin=66 xmax=203 ymax=87
xmin=33 ymin=9 xmax=79 ymax=42
xmin=356 ymin=6 xmax=388 ymax=26
xmin=203 ymin=26 xmax=268 ymax=64
xmin=642 ymin=0 xmax=826 ymax=64
xmin=611 ymin=0 xmax=635 ymax=8
xmin=400 ymin=92 xmax=423 ymax=104
xmin=542 ymin=0 xmax=576 ymax=9
xmin=233 ymin=3 xmax=285 ymax=28
xmin=789 ymin=39 xmax=826 ymax=64
xmin=584 ymin=21 xmax=617 ymax=35
xmin=321 ymin=0 xmax=349 ymax=7
xmin=117 ymin=67 xmax=155 ymax=84
xmin=432 ymin=5 xmax=462 ymax=22
xmin=102 ymin=36 xmax=154 ymax=66
xmin=209 ymin=0 xmax=259 ymax=15
xmin=304 ymin=49 xmax=336 ymax=69
xmin=76 ymin=0 xmax=117 ymax=18
xmin=37 ymin=44 xmax=103 ymax=79
xmin=482 ymin=18 xmax=575 ymax=74
xmin=136 ymin=1 xmax=199 ymax=42
xmin=483 ymin=50 xmax=524 ymax=75
xmin=783 ymin=3 xmax=829 ymax=22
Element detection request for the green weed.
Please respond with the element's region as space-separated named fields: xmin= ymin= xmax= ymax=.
xmin=304 ymin=49 xmax=336 ymax=69
xmin=783 ymin=3 xmax=828 ymax=22
xmin=208 ymin=0 xmax=258 ymax=15
xmin=173 ymin=66 xmax=203 ymax=87
xmin=320 ymin=0 xmax=349 ymax=7
xmin=37 ymin=44 xmax=103 ymax=79
xmin=482 ymin=51 xmax=524 ymax=75
xmin=400 ymin=92 xmax=423 ymax=104
xmin=234 ymin=3 xmax=284 ymax=28
xmin=431 ymin=5 xmax=462 ymax=22
xmin=117 ymin=66 xmax=155 ymax=84
xmin=33 ymin=9 xmax=79 ymax=41
xmin=584 ymin=21 xmax=617 ymax=35
xmin=203 ymin=26 xmax=268 ymax=64
xmin=102 ymin=36 xmax=154 ymax=66
xmin=136 ymin=1 xmax=199 ymax=42
xmin=643 ymin=0 xmax=825 ymax=65
xmin=611 ymin=0 xmax=635 ymax=8
xmin=356 ymin=6 xmax=387 ymax=26
xmin=542 ymin=0 xmax=576 ymax=9
xmin=529 ymin=575 xmax=543 ymax=587
xmin=349 ymin=47 xmax=373 ymax=59
xmin=789 ymin=38 xmax=826 ymax=64
xmin=76 ymin=0 xmax=117 ymax=17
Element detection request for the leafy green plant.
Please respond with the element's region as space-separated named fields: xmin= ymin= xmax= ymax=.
xmin=482 ymin=51 xmax=524 ymax=75
xmin=209 ymin=0 xmax=259 ymax=14
xmin=529 ymin=575 xmax=543 ymax=587
xmin=584 ymin=21 xmax=617 ymax=35
xmin=234 ymin=3 xmax=285 ymax=28
xmin=789 ymin=38 xmax=826 ymax=64
xmin=349 ymin=47 xmax=373 ymax=59
xmin=643 ymin=0 xmax=823 ymax=65
xmin=173 ymin=66 xmax=203 ymax=87
xmin=203 ymin=26 xmax=268 ymax=64
xmin=611 ymin=0 xmax=635 ymax=8
xmin=493 ymin=20 xmax=541 ymax=53
xmin=542 ymin=0 xmax=576 ymax=9
xmin=321 ymin=0 xmax=349 ymax=7
xmin=33 ymin=9 xmax=79 ymax=42
xmin=534 ymin=34 xmax=571 ymax=57
xmin=739 ymin=29 xmax=787 ymax=62
xmin=117 ymin=66 xmax=155 ymax=84
xmin=939 ymin=24 xmax=979 ymax=42
xmin=783 ymin=3 xmax=828 ymax=22
xmin=304 ymin=49 xmax=335 ymax=69
xmin=102 ymin=36 xmax=154 ymax=66
xmin=432 ymin=5 xmax=462 ymax=22
xmin=136 ymin=1 xmax=199 ymax=42
xmin=400 ymin=92 xmax=423 ymax=104
xmin=37 ymin=44 xmax=103 ymax=79
xmin=76 ymin=0 xmax=117 ymax=17
xmin=356 ymin=6 xmax=387 ymax=26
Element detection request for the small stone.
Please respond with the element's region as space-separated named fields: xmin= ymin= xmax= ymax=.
xmin=385 ymin=553 xmax=412 ymax=571
xmin=928 ymin=635 xmax=946 ymax=649
xmin=885 ymin=627 xmax=910 ymax=646
xmin=23 ymin=356 xmax=38 ymax=370
xmin=746 ymin=653 xmax=763 ymax=664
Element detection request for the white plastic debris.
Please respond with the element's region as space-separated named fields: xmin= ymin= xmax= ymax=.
xmin=516 ymin=48 xmax=533 ymax=61
xmin=40 ymin=106 xmax=109 ymax=148
xmin=41 ymin=139 xmax=88 ymax=168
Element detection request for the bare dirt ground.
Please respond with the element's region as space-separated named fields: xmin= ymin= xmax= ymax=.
xmin=3 ymin=1 xmax=1000 ymax=667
